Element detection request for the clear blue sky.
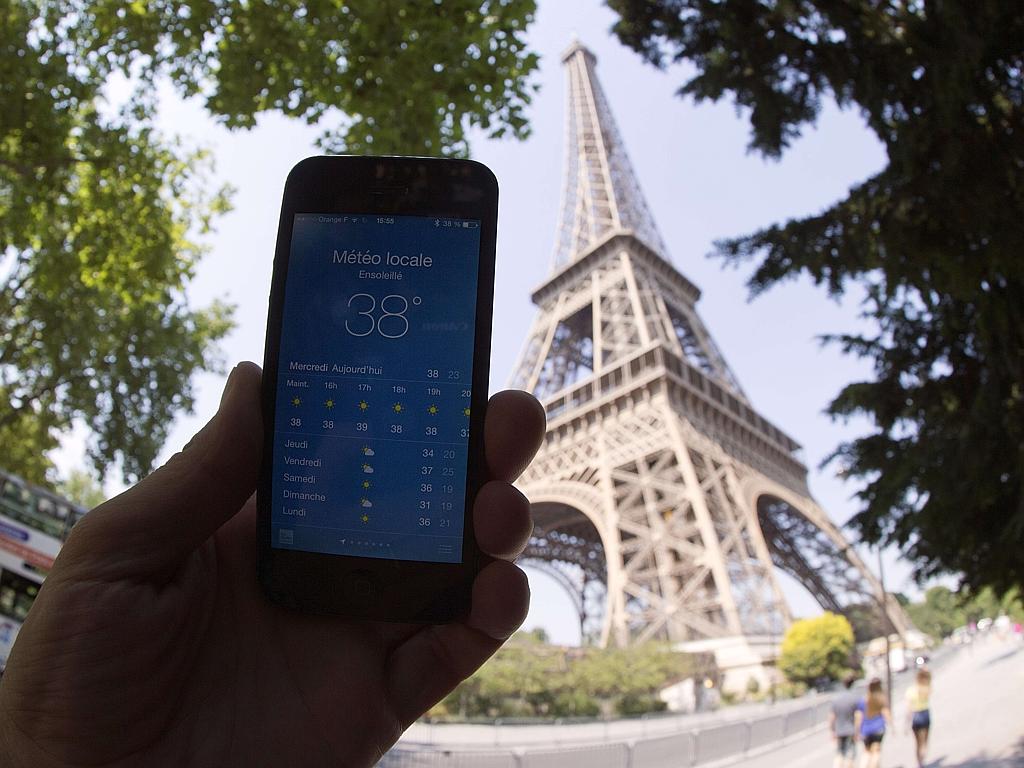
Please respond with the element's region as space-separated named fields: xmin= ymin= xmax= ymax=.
xmin=56 ymin=0 xmax=925 ymax=644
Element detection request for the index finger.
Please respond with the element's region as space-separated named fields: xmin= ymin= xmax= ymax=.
xmin=484 ymin=390 xmax=545 ymax=482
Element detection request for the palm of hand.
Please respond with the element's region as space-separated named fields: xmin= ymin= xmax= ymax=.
xmin=0 ymin=365 xmax=542 ymax=767
xmin=6 ymin=510 xmax=399 ymax=767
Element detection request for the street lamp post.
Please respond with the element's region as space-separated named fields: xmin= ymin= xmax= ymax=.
xmin=877 ymin=548 xmax=893 ymax=706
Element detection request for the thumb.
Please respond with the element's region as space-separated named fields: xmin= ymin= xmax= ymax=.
xmin=58 ymin=362 xmax=263 ymax=582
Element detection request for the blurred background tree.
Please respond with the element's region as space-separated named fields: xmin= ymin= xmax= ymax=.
xmin=841 ymin=600 xmax=892 ymax=644
xmin=55 ymin=470 xmax=107 ymax=510
xmin=778 ymin=613 xmax=855 ymax=686
xmin=607 ymin=0 xmax=1024 ymax=594
xmin=904 ymin=586 xmax=966 ymax=640
xmin=1 ymin=0 xmax=538 ymax=487
xmin=903 ymin=584 xmax=1024 ymax=639
xmin=961 ymin=586 xmax=1024 ymax=626
xmin=435 ymin=634 xmax=695 ymax=719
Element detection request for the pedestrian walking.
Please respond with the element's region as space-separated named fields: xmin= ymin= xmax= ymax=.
xmin=854 ymin=678 xmax=891 ymax=768
xmin=905 ymin=668 xmax=932 ymax=767
xmin=829 ymin=674 xmax=860 ymax=768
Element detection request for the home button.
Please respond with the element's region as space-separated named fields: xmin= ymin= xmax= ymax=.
xmin=345 ymin=571 xmax=378 ymax=607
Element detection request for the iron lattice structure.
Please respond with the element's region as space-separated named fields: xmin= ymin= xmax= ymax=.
xmin=512 ymin=41 xmax=909 ymax=649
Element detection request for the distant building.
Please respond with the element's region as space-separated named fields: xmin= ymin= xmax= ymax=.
xmin=0 ymin=469 xmax=87 ymax=668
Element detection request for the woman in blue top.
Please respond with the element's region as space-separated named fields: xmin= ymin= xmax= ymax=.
xmin=855 ymin=678 xmax=892 ymax=768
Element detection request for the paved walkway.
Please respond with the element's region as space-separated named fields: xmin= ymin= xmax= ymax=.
xmin=736 ymin=637 xmax=1024 ymax=768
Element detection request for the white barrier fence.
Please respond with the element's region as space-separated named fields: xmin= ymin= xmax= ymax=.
xmin=380 ymin=700 xmax=834 ymax=768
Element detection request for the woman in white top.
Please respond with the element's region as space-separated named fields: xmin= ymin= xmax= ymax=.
xmin=905 ymin=668 xmax=932 ymax=768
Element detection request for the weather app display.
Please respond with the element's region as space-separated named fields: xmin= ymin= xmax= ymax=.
xmin=271 ymin=213 xmax=481 ymax=563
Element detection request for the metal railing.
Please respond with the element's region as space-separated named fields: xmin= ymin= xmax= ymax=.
xmin=380 ymin=699 xmax=834 ymax=768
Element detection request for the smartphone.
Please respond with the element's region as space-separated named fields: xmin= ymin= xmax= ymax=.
xmin=257 ymin=156 xmax=498 ymax=622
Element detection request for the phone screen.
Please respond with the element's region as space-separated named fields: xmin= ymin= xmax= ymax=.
xmin=270 ymin=213 xmax=482 ymax=564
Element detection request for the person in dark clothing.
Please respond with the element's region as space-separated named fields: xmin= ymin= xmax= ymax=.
xmin=829 ymin=674 xmax=860 ymax=768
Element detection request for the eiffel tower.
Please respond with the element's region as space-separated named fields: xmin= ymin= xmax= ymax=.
xmin=512 ymin=41 xmax=909 ymax=684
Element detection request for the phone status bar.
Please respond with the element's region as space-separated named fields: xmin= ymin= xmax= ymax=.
xmin=432 ymin=218 xmax=479 ymax=230
xmin=296 ymin=213 xmax=479 ymax=229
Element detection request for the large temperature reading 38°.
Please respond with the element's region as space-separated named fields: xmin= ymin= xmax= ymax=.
xmin=343 ymin=293 xmax=421 ymax=338
xmin=270 ymin=214 xmax=481 ymax=563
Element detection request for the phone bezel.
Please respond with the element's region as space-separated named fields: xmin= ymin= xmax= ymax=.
xmin=257 ymin=155 xmax=498 ymax=622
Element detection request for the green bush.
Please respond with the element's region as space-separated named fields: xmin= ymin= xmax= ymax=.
xmin=437 ymin=638 xmax=700 ymax=720
xmin=551 ymin=691 xmax=600 ymax=717
xmin=616 ymin=694 xmax=667 ymax=717
xmin=779 ymin=613 xmax=856 ymax=686
xmin=773 ymin=681 xmax=809 ymax=700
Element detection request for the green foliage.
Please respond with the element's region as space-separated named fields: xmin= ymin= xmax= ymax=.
xmin=552 ymin=690 xmax=600 ymax=718
xmin=3 ymin=0 xmax=540 ymax=484
xmin=438 ymin=639 xmax=694 ymax=720
xmin=842 ymin=601 xmax=891 ymax=643
xmin=2 ymin=0 xmax=233 ymax=484
xmin=569 ymin=644 xmax=685 ymax=700
xmin=962 ymin=586 xmax=1024 ymax=625
xmin=904 ymin=585 xmax=1023 ymax=638
xmin=616 ymin=693 xmax=667 ymax=717
xmin=779 ymin=613 xmax=855 ymax=686
xmin=64 ymin=0 xmax=539 ymax=157
xmin=518 ymin=627 xmax=549 ymax=644
xmin=905 ymin=586 xmax=966 ymax=639
xmin=773 ymin=680 xmax=809 ymax=700
xmin=0 ymin=411 xmax=60 ymax=486
xmin=607 ymin=1 xmax=1024 ymax=592
xmin=55 ymin=470 xmax=107 ymax=510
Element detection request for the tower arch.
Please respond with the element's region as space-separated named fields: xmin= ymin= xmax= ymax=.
xmin=739 ymin=477 xmax=910 ymax=635
xmin=519 ymin=482 xmax=612 ymax=644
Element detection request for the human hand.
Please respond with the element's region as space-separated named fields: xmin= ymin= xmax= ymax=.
xmin=0 ymin=362 xmax=545 ymax=767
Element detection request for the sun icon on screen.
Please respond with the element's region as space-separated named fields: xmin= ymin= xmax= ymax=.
xmin=427 ymin=404 xmax=439 ymax=415
xmin=361 ymin=480 xmax=371 ymax=490
xmin=360 ymin=514 xmax=370 ymax=524
xmin=324 ymin=398 xmax=335 ymax=410
xmin=358 ymin=400 xmax=369 ymax=411
xmin=291 ymin=396 xmax=302 ymax=407
xmin=462 ymin=406 xmax=471 ymax=417
xmin=393 ymin=402 xmax=404 ymax=414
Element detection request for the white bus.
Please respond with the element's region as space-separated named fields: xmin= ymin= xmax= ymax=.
xmin=0 ymin=470 xmax=87 ymax=669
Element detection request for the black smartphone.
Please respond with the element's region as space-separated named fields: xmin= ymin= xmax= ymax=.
xmin=257 ymin=155 xmax=498 ymax=622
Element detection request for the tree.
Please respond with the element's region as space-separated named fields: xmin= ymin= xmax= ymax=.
xmin=842 ymin=601 xmax=891 ymax=644
xmin=61 ymin=0 xmax=538 ymax=157
xmin=904 ymin=585 xmax=965 ymax=639
xmin=2 ymin=0 xmax=233 ymax=484
xmin=959 ymin=585 xmax=1024 ymax=625
xmin=436 ymin=639 xmax=693 ymax=719
xmin=608 ymin=0 xmax=1024 ymax=593
xmin=3 ymin=0 xmax=539 ymax=485
xmin=778 ymin=613 xmax=855 ymax=686
xmin=56 ymin=470 xmax=107 ymax=510
xmin=570 ymin=643 xmax=689 ymax=702
xmin=900 ymin=584 xmax=1023 ymax=639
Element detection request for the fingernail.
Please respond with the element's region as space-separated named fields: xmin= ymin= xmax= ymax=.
xmin=220 ymin=364 xmax=241 ymax=407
